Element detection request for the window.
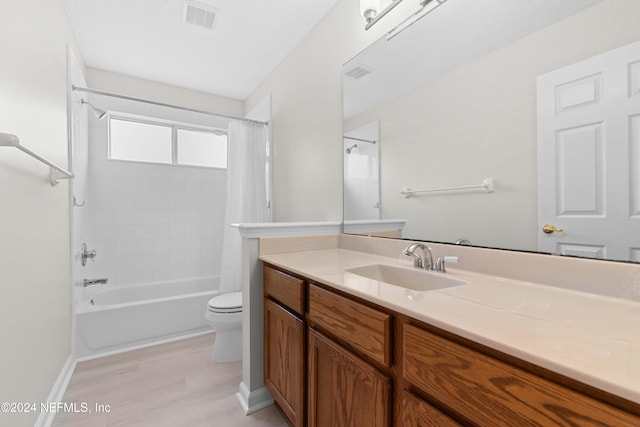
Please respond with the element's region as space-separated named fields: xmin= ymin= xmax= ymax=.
xmin=108 ymin=114 xmax=227 ymax=168
xmin=177 ymin=129 xmax=227 ymax=168
xmin=109 ymin=118 xmax=173 ymax=164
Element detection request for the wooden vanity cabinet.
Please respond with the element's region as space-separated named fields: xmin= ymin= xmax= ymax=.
xmin=263 ymin=264 xmax=640 ymax=427
xmin=264 ymin=266 xmax=306 ymax=427
xmin=307 ymin=283 xmax=393 ymax=426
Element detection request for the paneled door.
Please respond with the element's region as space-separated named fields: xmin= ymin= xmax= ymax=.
xmin=264 ymin=299 xmax=304 ymax=426
xmin=537 ymin=40 xmax=640 ymax=261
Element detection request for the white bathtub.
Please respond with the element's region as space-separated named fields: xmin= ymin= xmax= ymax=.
xmin=74 ymin=276 xmax=219 ymax=359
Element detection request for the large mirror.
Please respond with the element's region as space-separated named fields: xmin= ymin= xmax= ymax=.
xmin=342 ymin=0 xmax=640 ymax=262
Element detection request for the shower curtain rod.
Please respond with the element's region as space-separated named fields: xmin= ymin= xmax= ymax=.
xmin=72 ymin=85 xmax=268 ymax=126
xmin=344 ymin=136 xmax=376 ymax=144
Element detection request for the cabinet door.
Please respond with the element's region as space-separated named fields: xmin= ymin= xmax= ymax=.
xmin=308 ymin=328 xmax=391 ymax=427
xmin=264 ymin=299 xmax=304 ymax=427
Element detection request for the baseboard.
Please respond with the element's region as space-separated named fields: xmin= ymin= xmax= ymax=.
xmin=235 ymin=381 xmax=274 ymax=415
xmin=34 ymin=355 xmax=77 ymax=427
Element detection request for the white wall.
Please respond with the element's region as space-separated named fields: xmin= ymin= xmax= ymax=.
xmin=0 ymin=1 xmax=80 ymax=426
xmin=87 ymin=68 xmax=244 ymax=116
xmin=245 ymin=0 xmax=418 ymax=222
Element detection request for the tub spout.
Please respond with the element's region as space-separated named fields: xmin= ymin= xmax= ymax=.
xmin=79 ymin=278 xmax=109 ymax=287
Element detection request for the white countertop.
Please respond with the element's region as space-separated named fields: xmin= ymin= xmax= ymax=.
xmin=260 ymin=248 xmax=640 ymax=404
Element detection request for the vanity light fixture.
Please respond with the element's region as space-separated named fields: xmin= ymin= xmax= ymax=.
xmin=360 ymin=0 xmax=381 ymax=26
xmin=386 ymin=0 xmax=448 ymax=40
xmin=362 ymin=0 xmax=440 ymax=31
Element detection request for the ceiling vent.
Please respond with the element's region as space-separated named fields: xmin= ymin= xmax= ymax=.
xmin=344 ymin=64 xmax=373 ymax=79
xmin=184 ymin=0 xmax=218 ymax=30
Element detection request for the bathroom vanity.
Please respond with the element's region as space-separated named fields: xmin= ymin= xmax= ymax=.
xmin=260 ymin=234 xmax=640 ymax=426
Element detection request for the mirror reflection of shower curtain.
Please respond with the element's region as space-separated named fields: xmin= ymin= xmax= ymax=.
xmin=218 ymin=120 xmax=269 ymax=294
xmin=343 ymin=121 xmax=380 ymax=221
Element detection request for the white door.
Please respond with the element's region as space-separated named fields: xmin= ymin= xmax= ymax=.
xmin=537 ymin=40 xmax=640 ymax=261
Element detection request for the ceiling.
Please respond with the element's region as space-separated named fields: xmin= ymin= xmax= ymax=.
xmin=63 ymin=0 xmax=340 ymax=100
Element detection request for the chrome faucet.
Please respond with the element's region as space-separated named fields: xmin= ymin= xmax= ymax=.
xmin=78 ymin=278 xmax=108 ymax=287
xmin=455 ymin=239 xmax=472 ymax=246
xmin=403 ymin=243 xmax=434 ymax=270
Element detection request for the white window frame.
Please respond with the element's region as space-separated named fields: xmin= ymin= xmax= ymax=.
xmin=107 ymin=111 xmax=228 ymax=169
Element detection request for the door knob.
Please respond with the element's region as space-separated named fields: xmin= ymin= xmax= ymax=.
xmin=542 ymin=224 xmax=564 ymax=234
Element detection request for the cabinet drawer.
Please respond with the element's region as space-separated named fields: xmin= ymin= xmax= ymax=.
xmin=308 ymin=284 xmax=392 ymax=367
xmin=402 ymin=323 xmax=640 ymax=426
xmin=400 ymin=390 xmax=461 ymax=427
xmin=264 ymin=265 xmax=305 ymax=315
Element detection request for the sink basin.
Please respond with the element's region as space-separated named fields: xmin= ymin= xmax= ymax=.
xmin=345 ymin=264 xmax=467 ymax=291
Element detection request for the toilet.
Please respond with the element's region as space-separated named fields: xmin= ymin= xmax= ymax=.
xmin=205 ymin=291 xmax=243 ymax=362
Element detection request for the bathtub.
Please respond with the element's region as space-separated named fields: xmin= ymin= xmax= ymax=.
xmin=74 ymin=276 xmax=219 ymax=359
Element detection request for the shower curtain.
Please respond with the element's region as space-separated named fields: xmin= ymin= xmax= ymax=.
xmin=218 ymin=119 xmax=269 ymax=294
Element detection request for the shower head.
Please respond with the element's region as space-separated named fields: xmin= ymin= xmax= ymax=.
xmin=81 ymin=99 xmax=107 ymax=120
xmin=345 ymin=144 xmax=358 ymax=154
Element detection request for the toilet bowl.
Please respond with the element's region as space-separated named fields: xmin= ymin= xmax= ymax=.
xmin=205 ymin=291 xmax=243 ymax=362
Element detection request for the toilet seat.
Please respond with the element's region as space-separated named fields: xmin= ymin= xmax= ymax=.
xmin=207 ymin=292 xmax=242 ymax=314
xmin=204 ymin=291 xmax=243 ymax=362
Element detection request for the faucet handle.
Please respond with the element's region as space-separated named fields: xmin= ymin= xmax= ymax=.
xmin=435 ymin=256 xmax=459 ymax=272
xmin=81 ymin=243 xmax=97 ymax=266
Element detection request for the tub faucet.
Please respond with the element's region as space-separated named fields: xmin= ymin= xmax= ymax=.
xmin=403 ymin=243 xmax=434 ymax=270
xmin=79 ymin=278 xmax=108 ymax=287
xmin=81 ymin=243 xmax=97 ymax=266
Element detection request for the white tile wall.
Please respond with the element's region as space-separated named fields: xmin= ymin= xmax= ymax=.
xmin=87 ymin=117 xmax=226 ymax=286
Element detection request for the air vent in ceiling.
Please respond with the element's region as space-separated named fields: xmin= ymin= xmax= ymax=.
xmin=184 ymin=0 xmax=218 ymax=30
xmin=344 ymin=64 xmax=373 ymax=79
